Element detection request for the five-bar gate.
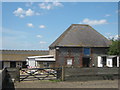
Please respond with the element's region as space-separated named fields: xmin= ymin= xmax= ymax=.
xmin=20 ymin=67 xmax=62 ymax=81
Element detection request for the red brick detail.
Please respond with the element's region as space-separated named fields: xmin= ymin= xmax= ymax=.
xmin=80 ymin=53 xmax=83 ymax=67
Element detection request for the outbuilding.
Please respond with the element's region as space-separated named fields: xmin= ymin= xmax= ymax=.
xmin=98 ymin=55 xmax=119 ymax=67
xmin=26 ymin=55 xmax=55 ymax=68
xmin=1 ymin=50 xmax=49 ymax=68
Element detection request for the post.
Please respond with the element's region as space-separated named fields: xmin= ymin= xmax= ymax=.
xmin=16 ymin=67 xmax=20 ymax=82
xmin=61 ymin=66 xmax=65 ymax=81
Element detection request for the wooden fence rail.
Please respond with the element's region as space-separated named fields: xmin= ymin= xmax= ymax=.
xmin=19 ymin=67 xmax=62 ymax=81
xmin=3 ymin=67 xmax=119 ymax=82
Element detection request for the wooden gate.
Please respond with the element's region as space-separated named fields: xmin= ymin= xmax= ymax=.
xmin=20 ymin=68 xmax=62 ymax=81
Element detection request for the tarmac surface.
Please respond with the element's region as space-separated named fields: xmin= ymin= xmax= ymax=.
xmin=14 ymin=79 xmax=118 ymax=88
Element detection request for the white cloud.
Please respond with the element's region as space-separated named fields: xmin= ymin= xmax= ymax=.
xmin=80 ymin=18 xmax=108 ymax=25
xmin=13 ymin=8 xmax=40 ymax=18
xmin=36 ymin=35 xmax=42 ymax=38
xmin=53 ymin=2 xmax=63 ymax=7
xmin=39 ymin=3 xmax=52 ymax=10
xmin=38 ymin=2 xmax=63 ymax=10
xmin=105 ymin=33 xmax=119 ymax=40
xmin=13 ymin=8 xmax=25 ymax=17
xmin=40 ymin=41 xmax=47 ymax=44
xmin=19 ymin=15 xmax=25 ymax=18
xmin=25 ymin=9 xmax=34 ymax=16
xmin=105 ymin=14 xmax=111 ymax=17
xmin=27 ymin=23 xmax=34 ymax=28
xmin=113 ymin=35 xmax=119 ymax=40
xmin=39 ymin=25 xmax=46 ymax=29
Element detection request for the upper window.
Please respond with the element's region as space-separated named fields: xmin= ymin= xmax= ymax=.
xmin=84 ymin=48 xmax=90 ymax=56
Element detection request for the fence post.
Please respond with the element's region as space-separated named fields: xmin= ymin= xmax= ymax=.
xmin=61 ymin=66 xmax=65 ymax=81
xmin=16 ymin=67 xmax=20 ymax=82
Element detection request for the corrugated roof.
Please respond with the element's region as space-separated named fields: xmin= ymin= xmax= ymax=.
xmin=1 ymin=50 xmax=49 ymax=61
xmin=49 ymin=24 xmax=112 ymax=48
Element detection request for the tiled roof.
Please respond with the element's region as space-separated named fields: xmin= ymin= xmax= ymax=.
xmin=49 ymin=24 xmax=112 ymax=48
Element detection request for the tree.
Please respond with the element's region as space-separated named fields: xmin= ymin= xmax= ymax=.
xmin=108 ymin=40 xmax=120 ymax=55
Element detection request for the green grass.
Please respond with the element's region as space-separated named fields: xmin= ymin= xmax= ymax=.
xmin=49 ymin=79 xmax=61 ymax=82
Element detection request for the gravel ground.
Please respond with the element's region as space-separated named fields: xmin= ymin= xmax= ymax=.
xmin=14 ymin=80 xmax=118 ymax=88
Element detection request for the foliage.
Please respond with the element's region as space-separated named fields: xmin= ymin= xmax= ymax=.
xmin=108 ymin=40 xmax=120 ymax=55
xmin=49 ymin=79 xmax=61 ymax=82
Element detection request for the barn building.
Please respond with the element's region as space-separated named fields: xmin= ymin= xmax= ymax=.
xmin=49 ymin=24 xmax=112 ymax=67
xmin=0 ymin=50 xmax=49 ymax=69
xmin=2 ymin=24 xmax=118 ymax=68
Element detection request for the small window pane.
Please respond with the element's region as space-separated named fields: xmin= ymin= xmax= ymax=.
xmin=84 ymin=48 xmax=90 ymax=55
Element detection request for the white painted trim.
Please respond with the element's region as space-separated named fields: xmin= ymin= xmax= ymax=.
xmin=97 ymin=56 xmax=102 ymax=67
xmin=35 ymin=58 xmax=55 ymax=61
xmin=117 ymin=57 xmax=119 ymax=67
xmin=28 ymin=55 xmax=54 ymax=58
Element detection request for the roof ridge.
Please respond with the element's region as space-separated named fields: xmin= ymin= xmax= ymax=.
xmin=72 ymin=24 xmax=89 ymax=26
xmin=49 ymin=24 xmax=73 ymax=47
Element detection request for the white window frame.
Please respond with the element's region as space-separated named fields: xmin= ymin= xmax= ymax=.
xmin=67 ymin=58 xmax=73 ymax=66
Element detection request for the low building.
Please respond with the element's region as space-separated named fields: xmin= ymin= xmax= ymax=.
xmin=1 ymin=50 xmax=49 ymax=68
xmin=26 ymin=55 xmax=55 ymax=68
xmin=98 ymin=55 xmax=120 ymax=67
xmin=49 ymin=24 xmax=112 ymax=67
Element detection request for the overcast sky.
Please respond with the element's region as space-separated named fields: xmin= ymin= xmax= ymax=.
xmin=2 ymin=2 xmax=118 ymax=50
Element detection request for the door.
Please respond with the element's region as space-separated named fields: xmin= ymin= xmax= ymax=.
xmin=113 ymin=57 xmax=117 ymax=67
xmin=22 ymin=61 xmax=27 ymax=68
xmin=82 ymin=57 xmax=90 ymax=67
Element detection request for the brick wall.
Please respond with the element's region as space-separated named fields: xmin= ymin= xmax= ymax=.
xmin=56 ymin=47 xmax=109 ymax=67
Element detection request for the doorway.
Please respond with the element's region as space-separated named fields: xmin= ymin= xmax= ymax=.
xmin=102 ymin=56 xmax=106 ymax=67
xmin=10 ymin=61 xmax=16 ymax=68
xmin=22 ymin=61 xmax=27 ymax=68
xmin=113 ymin=57 xmax=117 ymax=67
xmin=82 ymin=57 xmax=90 ymax=67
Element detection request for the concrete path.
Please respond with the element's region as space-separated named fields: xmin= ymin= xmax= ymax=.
xmin=14 ymin=80 xmax=118 ymax=88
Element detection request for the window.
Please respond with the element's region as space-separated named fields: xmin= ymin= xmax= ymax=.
xmin=43 ymin=62 xmax=49 ymax=68
xmin=67 ymin=59 xmax=73 ymax=66
xmin=84 ymin=48 xmax=90 ymax=56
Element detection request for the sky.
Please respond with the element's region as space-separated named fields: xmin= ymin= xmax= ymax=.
xmin=1 ymin=1 xmax=118 ymax=50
